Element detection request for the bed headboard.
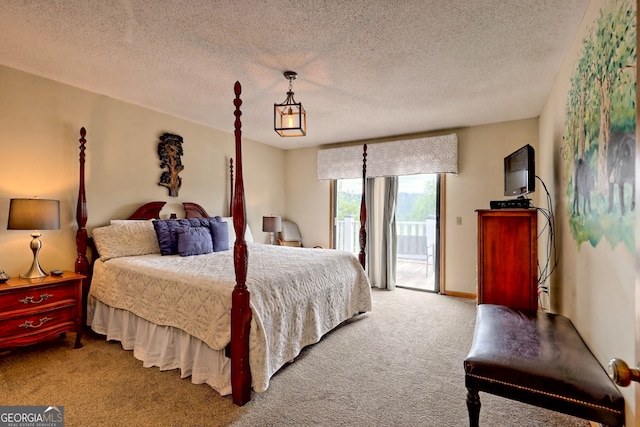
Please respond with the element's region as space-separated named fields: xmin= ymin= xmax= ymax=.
xmin=128 ymin=202 xmax=166 ymax=219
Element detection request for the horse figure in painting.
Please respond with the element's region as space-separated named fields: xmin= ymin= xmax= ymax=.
xmin=607 ymin=131 xmax=635 ymax=215
xmin=573 ymin=158 xmax=595 ymax=216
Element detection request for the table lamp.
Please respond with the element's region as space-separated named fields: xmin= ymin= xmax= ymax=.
xmin=7 ymin=198 xmax=60 ymax=278
xmin=262 ymin=215 xmax=282 ymax=245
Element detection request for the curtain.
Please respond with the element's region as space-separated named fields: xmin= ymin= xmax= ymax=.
xmin=367 ymin=177 xmax=398 ymax=290
xmin=365 ymin=178 xmax=374 ymax=279
xmin=317 ymin=133 xmax=457 ymax=181
xmin=318 ymin=145 xmax=364 ymax=180
xmin=382 ymin=176 xmax=398 ymax=289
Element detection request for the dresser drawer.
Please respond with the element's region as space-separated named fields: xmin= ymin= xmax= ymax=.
xmin=0 ymin=304 xmax=76 ymax=343
xmin=0 ymin=272 xmax=84 ymax=350
xmin=0 ymin=282 xmax=77 ymax=313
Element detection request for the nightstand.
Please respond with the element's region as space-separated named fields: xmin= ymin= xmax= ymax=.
xmin=0 ymin=271 xmax=85 ymax=350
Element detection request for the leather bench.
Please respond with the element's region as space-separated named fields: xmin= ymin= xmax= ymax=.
xmin=463 ymin=304 xmax=624 ymax=426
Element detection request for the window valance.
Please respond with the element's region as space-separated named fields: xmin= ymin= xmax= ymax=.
xmin=317 ymin=133 xmax=458 ymax=180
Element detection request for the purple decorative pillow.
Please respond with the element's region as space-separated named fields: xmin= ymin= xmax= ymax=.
xmin=153 ymin=219 xmax=191 ymax=255
xmin=176 ymin=226 xmax=213 ymax=256
xmin=187 ymin=217 xmax=210 ymax=228
xmin=209 ymin=218 xmax=230 ymax=252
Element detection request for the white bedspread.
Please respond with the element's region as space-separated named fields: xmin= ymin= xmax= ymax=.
xmin=89 ymin=243 xmax=372 ymax=392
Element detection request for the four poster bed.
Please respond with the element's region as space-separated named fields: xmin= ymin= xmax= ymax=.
xmin=73 ymin=82 xmax=371 ymax=405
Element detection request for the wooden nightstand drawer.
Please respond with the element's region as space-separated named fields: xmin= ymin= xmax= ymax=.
xmin=0 ymin=304 xmax=76 ymax=345
xmin=0 ymin=282 xmax=77 ymax=314
xmin=0 ymin=272 xmax=85 ymax=350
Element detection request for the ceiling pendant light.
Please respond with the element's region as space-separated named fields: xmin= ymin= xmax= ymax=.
xmin=274 ymin=71 xmax=306 ymax=137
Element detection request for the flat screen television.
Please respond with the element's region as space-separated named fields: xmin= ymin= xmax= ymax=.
xmin=504 ymin=144 xmax=535 ymax=197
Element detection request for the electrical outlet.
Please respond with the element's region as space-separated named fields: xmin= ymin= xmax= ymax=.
xmin=456 ymin=217 xmax=462 ymax=225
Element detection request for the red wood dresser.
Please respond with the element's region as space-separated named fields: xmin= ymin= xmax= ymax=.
xmin=0 ymin=271 xmax=84 ymax=350
xmin=476 ymin=208 xmax=538 ymax=310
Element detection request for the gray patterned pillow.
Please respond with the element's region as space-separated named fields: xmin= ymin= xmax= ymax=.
xmin=92 ymin=221 xmax=161 ymax=260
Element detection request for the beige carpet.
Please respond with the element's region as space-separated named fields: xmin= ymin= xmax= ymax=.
xmin=0 ymin=288 xmax=591 ymax=426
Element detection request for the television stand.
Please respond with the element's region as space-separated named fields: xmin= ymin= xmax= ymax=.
xmin=490 ymin=198 xmax=531 ymax=209
xmin=476 ymin=209 xmax=538 ymax=310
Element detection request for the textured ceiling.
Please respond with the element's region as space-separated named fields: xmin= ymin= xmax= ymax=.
xmin=0 ymin=1 xmax=589 ymax=149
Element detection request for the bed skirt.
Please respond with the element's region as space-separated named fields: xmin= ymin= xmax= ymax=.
xmin=87 ymin=296 xmax=232 ymax=396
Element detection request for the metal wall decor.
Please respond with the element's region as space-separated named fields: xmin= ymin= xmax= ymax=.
xmin=158 ymin=133 xmax=184 ymax=197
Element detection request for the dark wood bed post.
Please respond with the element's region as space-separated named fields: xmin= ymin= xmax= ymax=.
xmin=230 ymin=81 xmax=252 ymax=406
xmin=229 ymin=158 xmax=234 ymax=216
xmin=358 ymin=144 xmax=367 ymax=269
xmin=75 ymin=128 xmax=90 ymax=316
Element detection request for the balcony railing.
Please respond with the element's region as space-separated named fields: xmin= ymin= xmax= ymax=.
xmin=335 ymin=216 xmax=435 ymax=261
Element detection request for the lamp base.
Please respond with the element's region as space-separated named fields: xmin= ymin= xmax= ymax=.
xmin=22 ymin=263 xmax=48 ymax=279
xmin=21 ymin=233 xmax=48 ymax=279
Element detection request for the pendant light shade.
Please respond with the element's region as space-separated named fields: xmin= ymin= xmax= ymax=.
xmin=274 ymin=71 xmax=306 ymax=137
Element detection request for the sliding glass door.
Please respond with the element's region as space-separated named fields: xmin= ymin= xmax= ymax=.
xmin=333 ymin=174 xmax=440 ymax=293
xmin=333 ymin=178 xmax=362 ymax=254
xmin=395 ymin=174 xmax=439 ymax=292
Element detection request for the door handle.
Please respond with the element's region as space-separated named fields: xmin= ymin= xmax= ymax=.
xmin=609 ymin=358 xmax=640 ymax=386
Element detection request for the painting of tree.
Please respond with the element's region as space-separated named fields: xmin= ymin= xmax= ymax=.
xmin=564 ymin=0 xmax=636 ymax=251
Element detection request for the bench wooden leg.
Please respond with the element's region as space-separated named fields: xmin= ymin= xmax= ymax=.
xmin=466 ymin=388 xmax=480 ymax=427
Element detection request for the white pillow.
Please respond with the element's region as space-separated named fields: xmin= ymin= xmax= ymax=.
xmin=221 ymin=217 xmax=254 ymax=246
xmin=92 ymin=221 xmax=161 ymax=261
xmin=109 ymin=219 xmax=150 ymax=225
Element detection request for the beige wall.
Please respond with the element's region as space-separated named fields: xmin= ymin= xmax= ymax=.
xmin=445 ymin=119 xmax=539 ymax=295
xmin=0 ymin=65 xmax=286 ymax=276
xmin=284 ymin=147 xmax=332 ymax=248
xmin=539 ymin=0 xmax=636 ymax=422
xmin=285 ymin=118 xmax=539 ymax=295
